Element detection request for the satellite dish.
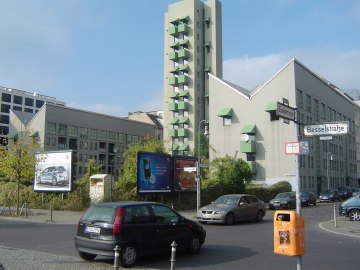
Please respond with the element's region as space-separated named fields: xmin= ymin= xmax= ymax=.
xmin=240 ymin=134 xmax=249 ymax=142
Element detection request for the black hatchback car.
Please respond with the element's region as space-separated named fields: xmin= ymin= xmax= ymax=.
xmin=75 ymin=201 xmax=206 ymax=268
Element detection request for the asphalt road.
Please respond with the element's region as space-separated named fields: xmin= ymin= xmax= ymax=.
xmin=0 ymin=203 xmax=359 ymax=270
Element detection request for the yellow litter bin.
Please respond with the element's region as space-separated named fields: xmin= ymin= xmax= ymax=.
xmin=274 ymin=210 xmax=304 ymax=256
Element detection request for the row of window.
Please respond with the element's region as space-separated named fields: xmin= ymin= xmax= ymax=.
xmin=46 ymin=122 xmax=142 ymax=144
xmin=1 ymin=93 xmax=45 ymax=108
xmin=1 ymin=103 xmax=37 ymax=114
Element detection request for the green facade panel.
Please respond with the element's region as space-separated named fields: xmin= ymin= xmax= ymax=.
xmin=169 ymin=51 xmax=178 ymax=61
xmin=247 ymin=161 xmax=257 ymax=174
xmin=168 ymin=77 xmax=178 ymax=86
xmin=178 ymin=75 xmax=189 ymax=85
xmin=169 ymin=26 xmax=178 ymax=36
xmin=177 ymin=128 xmax=189 ymax=137
xmin=240 ymin=141 xmax=256 ymax=153
xmin=169 ymin=129 xmax=178 ymax=137
xmin=168 ymin=103 xmax=178 ymax=111
xmin=178 ymin=49 xmax=189 ymax=59
xmin=178 ymin=101 xmax=189 ymax=110
xmin=178 ymin=24 xmax=189 ymax=34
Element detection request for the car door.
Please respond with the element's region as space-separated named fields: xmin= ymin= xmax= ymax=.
xmin=234 ymin=196 xmax=251 ymax=220
xmin=150 ymin=204 xmax=190 ymax=249
xmin=245 ymin=195 xmax=260 ymax=219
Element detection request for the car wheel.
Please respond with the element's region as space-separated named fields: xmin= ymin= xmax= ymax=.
xmin=255 ymin=210 xmax=264 ymax=222
xmin=78 ymin=251 xmax=96 ymax=261
xmin=188 ymin=233 xmax=202 ymax=254
xmin=52 ymin=176 xmax=57 ymax=185
xmin=349 ymin=210 xmax=360 ymax=221
xmin=120 ymin=243 xmax=138 ymax=268
xmin=225 ymin=212 xmax=235 ymax=225
xmin=313 ymin=201 xmax=317 ymax=206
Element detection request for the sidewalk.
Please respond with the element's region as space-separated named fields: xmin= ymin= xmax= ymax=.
xmin=1 ymin=208 xmax=359 ymax=239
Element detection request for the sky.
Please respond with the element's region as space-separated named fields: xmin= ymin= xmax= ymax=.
xmin=0 ymin=0 xmax=359 ymax=117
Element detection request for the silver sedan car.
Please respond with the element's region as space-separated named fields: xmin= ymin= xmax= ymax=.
xmin=196 ymin=194 xmax=266 ymax=225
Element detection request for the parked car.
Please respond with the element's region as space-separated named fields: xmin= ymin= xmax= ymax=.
xmin=339 ymin=195 xmax=360 ymax=221
xmin=269 ymin=192 xmax=296 ymax=210
xmin=196 ymin=194 xmax=266 ymax=225
xmin=319 ymin=189 xmax=341 ymax=202
xmin=352 ymin=187 xmax=360 ymax=197
xmin=337 ymin=186 xmax=353 ymax=200
xmin=36 ymin=166 xmax=68 ymax=185
xmin=300 ymin=191 xmax=317 ymax=206
xmin=75 ymin=201 xmax=206 ymax=268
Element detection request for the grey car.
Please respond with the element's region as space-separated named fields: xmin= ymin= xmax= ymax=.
xmin=36 ymin=166 xmax=69 ymax=185
xmin=196 ymin=194 xmax=266 ymax=225
xmin=269 ymin=192 xmax=296 ymax=210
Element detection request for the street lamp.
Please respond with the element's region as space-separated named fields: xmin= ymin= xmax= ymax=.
xmin=196 ymin=120 xmax=208 ymax=212
xmin=327 ymin=152 xmax=333 ymax=190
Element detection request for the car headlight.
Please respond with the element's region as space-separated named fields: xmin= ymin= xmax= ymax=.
xmin=280 ymin=200 xmax=288 ymax=204
xmin=214 ymin=211 xmax=226 ymax=214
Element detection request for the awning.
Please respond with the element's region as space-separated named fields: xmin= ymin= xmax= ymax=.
xmin=217 ymin=108 xmax=233 ymax=117
xmin=178 ymin=144 xmax=189 ymax=151
xmin=179 ymin=40 xmax=190 ymax=46
xmin=169 ymin=92 xmax=179 ymax=99
xmin=29 ymin=131 xmax=39 ymax=137
xmin=178 ymin=64 xmax=189 ymax=71
xmin=204 ymin=42 xmax=211 ymax=47
xmin=170 ymin=41 xmax=180 ymax=48
xmin=204 ymin=17 xmax=211 ymax=23
xmin=178 ymin=90 xmax=189 ymax=97
xmin=170 ymin=118 xmax=179 ymax=125
xmin=204 ymin=66 xmax=211 ymax=72
xmin=204 ymin=91 xmax=209 ymax=98
xmin=241 ymin=125 xmax=256 ymax=134
xmin=180 ymin=16 xmax=190 ymax=22
xmin=8 ymin=133 xmax=18 ymax=140
xmin=178 ymin=117 xmax=189 ymax=124
xmin=265 ymin=103 xmax=277 ymax=112
xmin=172 ymin=144 xmax=179 ymax=150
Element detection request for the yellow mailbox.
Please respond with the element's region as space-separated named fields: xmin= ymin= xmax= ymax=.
xmin=274 ymin=210 xmax=305 ymax=256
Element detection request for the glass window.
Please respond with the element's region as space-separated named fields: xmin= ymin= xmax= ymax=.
xmin=306 ymin=94 xmax=311 ymax=112
xmin=46 ymin=122 xmax=56 ymax=135
xmin=98 ymin=130 xmax=107 ymax=140
xmin=13 ymin=106 xmax=22 ymax=111
xmin=223 ymin=117 xmax=231 ymax=126
xmin=89 ymin=128 xmax=97 ymax=139
xmin=13 ymin=95 xmax=23 ymax=105
xmin=1 ymin=104 xmax=10 ymax=113
xmin=25 ymin=97 xmax=34 ymax=107
xmin=24 ymin=108 xmax=33 ymax=113
xmin=118 ymin=133 xmax=125 ymax=143
xmin=36 ymin=100 xmax=45 ymax=108
xmin=80 ymin=127 xmax=88 ymax=139
xmin=58 ymin=124 xmax=67 ymax=136
xmin=296 ymin=89 xmax=303 ymax=108
xmin=69 ymin=125 xmax=78 ymax=137
xmin=108 ymin=131 xmax=117 ymax=141
xmin=0 ymin=115 xmax=9 ymax=124
xmin=151 ymin=204 xmax=179 ymax=223
xmin=2 ymin=93 xmax=11 ymax=102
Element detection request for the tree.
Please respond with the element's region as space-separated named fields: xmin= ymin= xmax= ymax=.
xmin=201 ymin=156 xmax=253 ymax=204
xmin=0 ymin=134 xmax=40 ymax=214
xmin=115 ymin=136 xmax=164 ymax=194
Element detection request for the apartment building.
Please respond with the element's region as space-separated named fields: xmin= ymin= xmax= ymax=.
xmin=163 ymin=0 xmax=222 ymax=155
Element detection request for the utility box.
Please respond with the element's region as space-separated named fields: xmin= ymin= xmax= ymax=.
xmin=89 ymin=174 xmax=113 ymax=203
xmin=274 ymin=210 xmax=305 ymax=256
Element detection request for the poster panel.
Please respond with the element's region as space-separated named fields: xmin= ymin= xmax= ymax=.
xmin=137 ymin=152 xmax=172 ymax=193
xmin=174 ymin=156 xmax=197 ymax=192
xmin=34 ymin=150 xmax=72 ymax=192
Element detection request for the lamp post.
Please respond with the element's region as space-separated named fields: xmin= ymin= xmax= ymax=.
xmin=327 ymin=152 xmax=332 ymax=190
xmin=196 ymin=120 xmax=208 ymax=212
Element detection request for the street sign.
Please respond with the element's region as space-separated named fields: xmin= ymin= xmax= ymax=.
xmin=319 ymin=136 xmax=333 ymax=141
xmin=199 ymin=163 xmax=208 ymax=168
xmin=285 ymin=142 xmax=300 ymax=154
xmin=184 ymin=167 xmax=197 ymax=172
xmin=304 ymin=122 xmax=349 ymax=136
xmin=299 ymin=141 xmax=309 ymax=155
xmin=277 ymin=102 xmax=296 ymax=122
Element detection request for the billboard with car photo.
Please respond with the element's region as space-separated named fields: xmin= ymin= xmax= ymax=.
xmin=34 ymin=150 xmax=72 ymax=192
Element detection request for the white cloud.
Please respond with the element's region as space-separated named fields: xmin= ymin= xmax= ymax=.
xmin=66 ymin=102 xmax=127 ymax=117
xmin=135 ymin=88 xmax=164 ymax=112
xmin=223 ymin=47 xmax=360 ymax=91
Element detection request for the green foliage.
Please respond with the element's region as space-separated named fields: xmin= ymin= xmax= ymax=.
xmin=201 ymin=156 xmax=253 ymax=205
xmin=114 ymin=136 xmax=165 ymax=194
xmin=245 ymin=181 xmax=292 ymax=202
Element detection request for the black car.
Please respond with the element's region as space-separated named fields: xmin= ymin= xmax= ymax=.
xmin=269 ymin=192 xmax=296 ymax=210
xmin=75 ymin=201 xmax=206 ymax=268
xmin=300 ymin=191 xmax=317 ymax=206
xmin=337 ymin=186 xmax=353 ymax=200
xmin=319 ymin=189 xmax=341 ymax=202
xmin=339 ymin=195 xmax=360 ymax=221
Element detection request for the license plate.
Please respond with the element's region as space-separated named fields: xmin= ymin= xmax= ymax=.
xmin=85 ymin=226 xmax=100 ymax=234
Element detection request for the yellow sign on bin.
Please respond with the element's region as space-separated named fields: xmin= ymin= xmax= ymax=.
xmin=274 ymin=210 xmax=305 ymax=256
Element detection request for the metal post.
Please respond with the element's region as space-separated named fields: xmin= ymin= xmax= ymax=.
xmin=327 ymin=152 xmax=332 ymax=190
xmin=113 ymin=245 xmax=121 ymax=270
xmin=334 ymin=205 xmax=337 ymax=228
xmin=25 ymin=201 xmax=28 ymax=218
xmin=50 ymin=204 xmax=53 ymax=222
xmin=170 ymin=241 xmax=177 ymax=270
xmin=295 ymin=121 xmax=302 ymax=270
xmin=197 ymin=120 xmax=208 ymax=212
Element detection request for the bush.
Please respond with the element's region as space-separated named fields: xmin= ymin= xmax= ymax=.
xmin=245 ymin=181 xmax=292 ymax=202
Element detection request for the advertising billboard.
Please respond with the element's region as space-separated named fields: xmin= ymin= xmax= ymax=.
xmin=34 ymin=150 xmax=72 ymax=192
xmin=173 ymin=156 xmax=197 ymax=192
xmin=137 ymin=152 xmax=172 ymax=193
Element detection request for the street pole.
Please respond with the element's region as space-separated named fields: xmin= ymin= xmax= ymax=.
xmin=327 ymin=152 xmax=332 ymax=190
xmin=196 ymin=120 xmax=207 ymax=212
xmin=295 ymin=119 xmax=302 ymax=270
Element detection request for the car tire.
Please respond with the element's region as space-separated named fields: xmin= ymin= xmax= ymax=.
xmin=225 ymin=212 xmax=235 ymax=225
xmin=52 ymin=176 xmax=57 ymax=186
xmin=120 ymin=243 xmax=138 ymax=268
xmin=78 ymin=251 xmax=96 ymax=261
xmin=255 ymin=210 xmax=264 ymax=222
xmin=188 ymin=233 xmax=202 ymax=254
xmin=349 ymin=210 xmax=360 ymax=221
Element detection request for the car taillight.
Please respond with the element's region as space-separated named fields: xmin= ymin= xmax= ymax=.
xmin=113 ymin=207 xmax=123 ymax=233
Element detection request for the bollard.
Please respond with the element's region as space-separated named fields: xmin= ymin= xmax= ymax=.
xmin=50 ymin=204 xmax=53 ymax=222
xmin=113 ymin=245 xmax=121 ymax=270
xmin=333 ymin=205 xmax=337 ymax=228
xmin=170 ymin=241 xmax=177 ymax=270
xmin=25 ymin=201 xmax=28 ymax=218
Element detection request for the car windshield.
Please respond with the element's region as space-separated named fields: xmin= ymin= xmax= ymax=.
xmin=276 ymin=193 xmax=292 ymax=198
xmin=301 ymin=192 xmax=309 ymax=196
xmin=81 ymin=206 xmax=116 ymax=223
xmin=322 ymin=190 xmax=334 ymax=195
xmin=214 ymin=195 xmax=239 ymax=205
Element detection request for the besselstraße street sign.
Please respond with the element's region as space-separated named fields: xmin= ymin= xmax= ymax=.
xmin=304 ymin=122 xmax=349 ymax=136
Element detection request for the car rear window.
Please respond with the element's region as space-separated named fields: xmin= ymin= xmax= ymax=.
xmin=81 ymin=206 xmax=116 ymax=223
